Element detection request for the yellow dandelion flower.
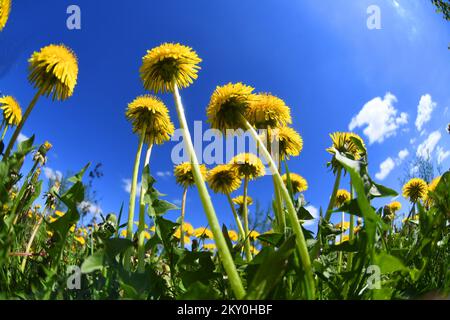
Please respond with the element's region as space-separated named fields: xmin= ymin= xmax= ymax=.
xmin=402 ymin=215 xmax=420 ymax=224
xmin=174 ymin=162 xmax=207 ymax=188
xmin=46 ymin=230 xmax=54 ymax=237
xmin=207 ymin=164 xmax=241 ymax=194
xmin=282 ymin=173 xmax=308 ymax=194
xmin=335 ymin=189 xmax=351 ymax=208
xmin=232 ymin=195 xmax=253 ymax=207
xmin=327 ymin=132 xmax=366 ymax=171
xmin=354 ymin=226 xmax=362 ymax=234
xmin=27 ymin=210 xmax=33 ymax=218
xmin=388 ymin=201 xmax=402 ymax=213
xmin=246 ymin=93 xmax=292 ymax=129
xmin=28 ymin=44 xmax=78 ymax=101
xmin=402 ymin=178 xmax=428 ymax=203
xmin=0 ymin=96 xmax=22 ymax=126
xmin=120 ymin=229 xmax=128 ymax=237
xmin=248 ymin=230 xmax=260 ymax=241
xmin=271 ymin=126 xmax=303 ymax=160
xmin=182 ymin=222 xmax=194 ymax=236
xmin=334 ymin=221 xmax=350 ymax=231
xmin=55 ymin=210 xmax=64 ymax=217
xmin=250 ymin=246 xmax=260 ymax=255
xmin=149 ymin=226 xmax=156 ymax=233
xmin=74 ymin=236 xmax=86 ymax=246
xmin=69 ymin=225 xmax=75 ymax=233
xmin=0 ymin=0 xmax=11 ymax=31
xmin=126 ymin=95 xmax=175 ymax=145
xmin=206 ymin=82 xmax=255 ymax=132
xmin=228 ymin=230 xmax=239 ymax=242
xmin=428 ymin=176 xmax=441 ymax=193
xmin=229 ymin=153 xmax=265 ymax=180
xmin=143 ymin=231 xmax=151 ymax=240
xmin=48 ymin=216 xmax=57 ymax=223
xmin=140 ymin=43 xmax=201 ymax=93
xmin=203 ymin=243 xmax=216 ymax=251
xmin=193 ymin=227 xmax=213 ymax=239
xmin=336 ymin=235 xmax=350 ymax=245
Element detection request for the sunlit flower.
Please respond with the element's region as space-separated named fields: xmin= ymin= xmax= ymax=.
xmin=28 ymin=44 xmax=78 ymax=101
xmin=232 ymin=195 xmax=253 ymax=207
xmin=327 ymin=132 xmax=366 ymax=172
xmin=48 ymin=216 xmax=57 ymax=223
xmin=271 ymin=126 xmax=303 ymax=160
xmin=55 ymin=210 xmax=64 ymax=217
xmin=250 ymin=246 xmax=260 ymax=255
xmin=74 ymin=236 xmax=86 ymax=245
xmin=228 ymin=230 xmax=239 ymax=242
xmin=282 ymin=173 xmax=308 ymax=194
xmin=203 ymin=243 xmax=216 ymax=251
xmin=402 ymin=178 xmax=428 ymax=203
xmin=0 ymin=96 xmax=22 ymax=126
xmin=229 ymin=153 xmax=265 ymax=180
xmin=0 ymin=0 xmax=11 ymax=31
xmin=248 ymin=230 xmax=260 ymax=241
xmin=335 ymin=189 xmax=351 ymax=208
xmin=388 ymin=201 xmax=402 ymax=213
xmin=336 ymin=235 xmax=349 ymax=245
xmin=353 ymin=226 xmax=362 ymax=234
xmin=246 ymin=93 xmax=292 ymax=129
xmin=120 ymin=229 xmax=128 ymax=237
xmin=69 ymin=225 xmax=75 ymax=233
xmin=334 ymin=221 xmax=350 ymax=231
xmin=206 ymin=82 xmax=255 ymax=132
xmin=174 ymin=162 xmax=207 ymax=188
xmin=207 ymin=164 xmax=241 ymax=194
xmin=140 ymin=43 xmax=201 ymax=93
xmin=47 ymin=231 xmax=54 ymax=237
xmin=193 ymin=227 xmax=213 ymax=239
xmin=425 ymin=176 xmax=441 ymax=206
xmin=126 ymin=95 xmax=174 ymax=144
xmin=175 ymin=223 xmax=194 ymax=238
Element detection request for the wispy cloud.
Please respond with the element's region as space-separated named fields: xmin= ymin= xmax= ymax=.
xmin=156 ymin=171 xmax=172 ymax=178
xmin=122 ymin=178 xmax=141 ymax=197
xmin=77 ymin=201 xmax=102 ymax=215
xmin=17 ymin=133 xmax=29 ymax=144
xmin=437 ymin=146 xmax=450 ymax=165
xmin=415 ymin=94 xmax=436 ymax=132
xmin=349 ymin=93 xmax=408 ymax=144
xmin=43 ymin=167 xmax=62 ymax=181
xmin=417 ymin=130 xmax=441 ymax=159
xmin=375 ymin=148 xmax=410 ymax=181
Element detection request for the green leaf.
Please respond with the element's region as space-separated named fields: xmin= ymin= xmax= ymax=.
xmin=374 ymin=253 xmax=407 ymax=274
xmin=104 ymin=238 xmax=133 ymax=258
xmin=68 ymin=163 xmax=90 ymax=183
xmin=81 ymin=250 xmax=106 ymax=273
xmin=152 ymin=199 xmax=179 ymax=216
xmin=257 ymin=232 xmax=284 ymax=247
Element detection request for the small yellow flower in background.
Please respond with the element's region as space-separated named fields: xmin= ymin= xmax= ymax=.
xmin=246 ymin=93 xmax=292 ymax=129
xmin=250 ymin=246 xmax=260 ymax=255
xmin=74 ymin=236 xmax=86 ymax=245
xmin=425 ymin=176 xmax=441 ymax=206
xmin=140 ymin=43 xmax=201 ymax=93
xmin=174 ymin=162 xmax=207 ymax=188
xmin=193 ymin=227 xmax=213 ymax=239
xmin=27 ymin=210 xmax=33 ymax=218
xmin=28 ymin=44 xmax=79 ymax=101
xmin=248 ymin=230 xmax=260 ymax=241
xmin=232 ymin=195 xmax=253 ymax=207
xmin=327 ymin=132 xmax=366 ymax=160
xmin=229 ymin=153 xmax=265 ymax=180
xmin=228 ymin=230 xmax=239 ymax=242
xmin=207 ymin=164 xmax=241 ymax=195
xmin=334 ymin=189 xmax=351 ymax=208
xmin=46 ymin=231 xmax=54 ymax=237
xmin=203 ymin=243 xmax=216 ymax=251
xmin=336 ymin=235 xmax=350 ymax=245
xmin=120 ymin=229 xmax=128 ymax=237
xmin=353 ymin=226 xmax=362 ymax=234
xmin=282 ymin=173 xmax=308 ymax=194
xmin=206 ymin=82 xmax=255 ymax=132
xmin=0 ymin=96 xmax=22 ymax=126
xmin=272 ymin=126 xmax=303 ymax=160
xmin=143 ymin=231 xmax=151 ymax=240
xmin=402 ymin=215 xmax=420 ymax=224
xmin=182 ymin=222 xmax=194 ymax=236
xmin=55 ymin=210 xmax=64 ymax=217
xmin=388 ymin=201 xmax=402 ymax=213
xmin=402 ymin=178 xmax=428 ymax=203
xmin=48 ymin=216 xmax=57 ymax=223
xmin=149 ymin=226 xmax=156 ymax=233
xmin=69 ymin=225 xmax=76 ymax=233
xmin=126 ymin=95 xmax=175 ymax=145
xmin=334 ymin=221 xmax=350 ymax=231
xmin=0 ymin=0 xmax=11 ymax=31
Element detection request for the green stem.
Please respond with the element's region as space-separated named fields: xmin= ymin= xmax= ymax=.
xmin=180 ymin=187 xmax=188 ymax=249
xmin=172 ymin=82 xmax=245 ymax=299
xmin=242 ymin=116 xmax=315 ymax=300
xmin=3 ymin=91 xmax=41 ymax=159
xmin=242 ymin=176 xmax=252 ymax=262
xmin=337 ymin=211 xmax=344 ymax=273
xmin=124 ymin=126 xmax=146 ymax=271
xmin=1 ymin=125 xmax=8 ymax=140
xmin=268 ymin=127 xmax=285 ymax=233
xmin=226 ymin=193 xmax=246 ymax=242
xmin=21 ymin=214 xmax=44 ymax=272
xmin=324 ymin=167 xmax=343 ymax=222
xmin=137 ymin=144 xmax=152 ymax=273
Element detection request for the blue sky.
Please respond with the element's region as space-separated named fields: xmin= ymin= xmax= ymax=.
xmin=1 ymin=0 xmax=449 ymax=233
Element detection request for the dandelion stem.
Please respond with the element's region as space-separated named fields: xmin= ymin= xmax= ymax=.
xmin=324 ymin=167 xmax=342 ymax=222
xmin=242 ymin=115 xmax=315 ymax=299
xmin=180 ymin=187 xmax=188 ymax=249
xmin=124 ymin=126 xmax=146 ymax=270
xmin=242 ymin=176 xmax=252 ymax=262
xmin=337 ymin=211 xmax=344 ymax=273
xmin=226 ymin=193 xmax=246 ymax=242
xmin=1 ymin=125 xmax=8 ymax=140
xmin=3 ymin=90 xmax=41 ymax=159
xmin=21 ymin=214 xmax=44 ymax=272
xmin=172 ymin=82 xmax=245 ymax=299
xmin=137 ymin=144 xmax=152 ymax=273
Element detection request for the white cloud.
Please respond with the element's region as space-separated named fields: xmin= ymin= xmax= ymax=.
xmin=17 ymin=133 xmax=29 ymax=143
xmin=303 ymin=205 xmax=319 ymax=227
xmin=437 ymin=146 xmax=450 ymax=165
xmin=156 ymin=171 xmax=172 ymax=178
xmin=375 ymin=157 xmax=396 ymax=180
xmin=415 ymin=94 xmax=436 ymax=132
xmin=172 ymin=199 xmax=182 ymax=206
xmin=349 ymin=93 xmax=408 ymax=144
xmin=398 ymin=149 xmax=409 ymax=161
xmin=43 ymin=167 xmax=62 ymax=181
xmin=416 ymin=131 xmax=441 ymax=159
xmin=122 ymin=178 xmax=141 ymax=197
xmin=77 ymin=201 xmax=102 ymax=215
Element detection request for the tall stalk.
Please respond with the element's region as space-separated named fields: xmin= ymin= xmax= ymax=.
xmin=324 ymin=167 xmax=343 ymax=222
xmin=172 ymin=82 xmax=245 ymax=299
xmin=242 ymin=116 xmax=315 ymax=299
xmin=179 ymin=187 xmax=188 ymax=249
xmin=137 ymin=144 xmax=152 ymax=273
xmin=124 ymin=125 xmax=146 ymax=271
xmin=3 ymin=91 xmax=41 ymax=159
xmin=242 ymin=176 xmax=252 ymax=262
xmin=226 ymin=193 xmax=246 ymax=242
xmin=337 ymin=211 xmax=345 ymax=273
